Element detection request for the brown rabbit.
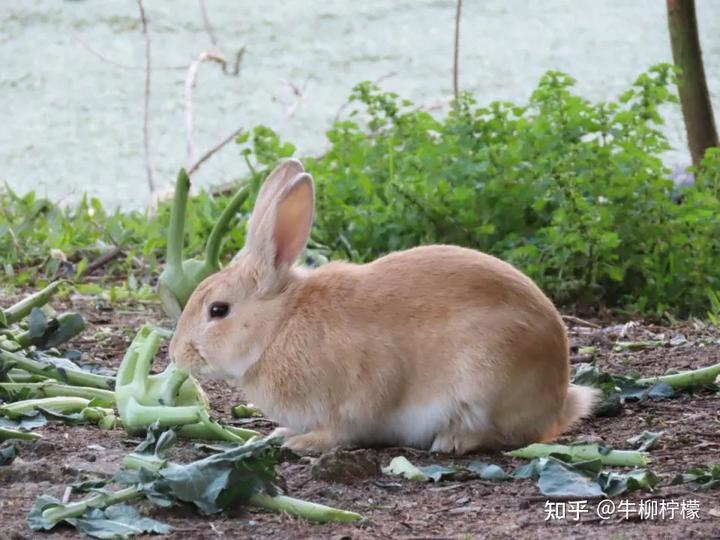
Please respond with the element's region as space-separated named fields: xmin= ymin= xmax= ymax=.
xmin=169 ymin=159 xmax=599 ymax=454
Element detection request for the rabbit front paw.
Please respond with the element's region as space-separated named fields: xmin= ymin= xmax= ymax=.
xmin=283 ymin=429 xmax=340 ymax=453
xmin=268 ymin=426 xmax=296 ymax=441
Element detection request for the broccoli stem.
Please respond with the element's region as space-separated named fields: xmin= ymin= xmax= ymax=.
xmin=0 ymin=349 xmax=115 ymax=389
xmin=0 ymin=382 xmax=115 ymax=403
xmin=636 ymin=362 xmax=720 ymax=389
xmin=122 ymin=399 xmax=204 ymax=429
xmin=12 ymin=313 xmax=85 ymax=349
xmin=0 ymin=396 xmax=90 ymax=416
xmin=249 ymin=493 xmax=364 ymax=523
xmin=505 ymin=443 xmax=649 ymax=466
xmin=1 ymin=281 xmax=63 ymax=327
xmin=231 ymin=403 xmax=262 ymax=418
xmin=6 ymin=369 xmax=49 ymax=383
xmin=177 ymin=421 xmax=258 ymax=442
xmin=0 ymin=426 xmax=43 ymax=441
xmin=175 ymin=410 xmax=254 ymax=442
xmin=160 ymin=364 xmax=190 ymax=406
xmin=203 ymin=186 xmax=249 ymax=271
xmin=167 ymin=169 xmax=190 ymax=271
xmin=121 ymin=452 xmax=167 ymax=472
xmin=121 ymin=456 xmax=364 ymax=524
xmin=41 ymin=486 xmax=142 ymax=525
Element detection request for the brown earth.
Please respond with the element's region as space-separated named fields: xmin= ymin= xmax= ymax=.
xmin=1 ymin=292 xmax=719 ymax=540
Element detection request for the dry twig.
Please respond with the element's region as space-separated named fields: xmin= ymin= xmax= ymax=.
xmin=198 ymin=0 xmax=220 ymax=49
xmin=187 ymin=128 xmax=244 ymax=177
xmin=562 ymin=315 xmax=601 ymax=329
xmin=137 ymin=0 xmax=155 ymax=194
xmin=184 ymin=52 xmax=227 ymax=166
xmin=453 ymin=0 xmax=462 ymax=100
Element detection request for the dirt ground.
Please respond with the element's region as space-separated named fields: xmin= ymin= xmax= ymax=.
xmin=1 ymin=293 xmax=719 ymax=540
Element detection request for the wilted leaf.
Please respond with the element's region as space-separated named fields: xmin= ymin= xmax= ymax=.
xmin=27 ymin=494 xmax=62 ymax=530
xmin=28 ymin=496 xmax=170 ymax=539
xmin=418 ymin=464 xmax=456 ymax=482
xmin=467 ymin=462 xmax=512 ymax=481
xmin=626 ymin=431 xmax=663 ymax=451
xmin=0 ymin=413 xmax=47 ymax=430
xmin=382 ymin=456 xmax=428 ymax=482
xmin=29 ymin=308 xmax=49 ymax=340
xmin=601 ymin=469 xmax=660 ymax=497
xmin=536 ymin=458 xmax=605 ymax=498
xmin=69 ymin=505 xmax=171 ymax=539
xmin=153 ymin=439 xmax=279 ymax=513
xmin=31 ymin=313 xmax=86 ymax=350
xmin=0 ymin=444 xmax=18 ymax=465
xmin=671 ymin=465 xmax=720 ymax=491
xmin=70 ymin=479 xmax=110 ymax=493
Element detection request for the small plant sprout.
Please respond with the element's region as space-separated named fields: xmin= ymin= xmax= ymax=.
xmin=115 ymin=326 xmax=257 ymax=441
xmin=158 ymin=169 xmax=249 ymax=318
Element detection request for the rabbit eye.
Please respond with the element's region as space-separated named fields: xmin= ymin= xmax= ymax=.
xmin=209 ymin=302 xmax=230 ymax=319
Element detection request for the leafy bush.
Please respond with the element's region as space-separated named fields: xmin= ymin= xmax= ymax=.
xmin=238 ymin=64 xmax=720 ymax=317
xmin=2 ymin=64 xmax=719 ymax=317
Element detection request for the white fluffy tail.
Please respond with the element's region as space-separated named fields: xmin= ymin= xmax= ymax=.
xmin=542 ymin=384 xmax=602 ymax=441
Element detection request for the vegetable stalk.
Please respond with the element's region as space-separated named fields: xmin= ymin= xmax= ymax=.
xmin=0 ymin=349 xmax=115 ymax=389
xmin=0 ymin=426 xmax=43 ymax=441
xmin=249 ymin=492 xmax=364 ymax=523
xmin=0 ymin=382 xmax=115 ymax=403
xmin=0 ymin=396 xmax=91 ymax=417
xmin=0 ymin=281 xmax=63 ymax=327
xmin=12 ymin=313 xmax=85 ymax=349
xmin=636 ymin=362 xmax=720 ymax=389
xmin=505 ymin=443 xmax=649 ymax=467
xmin=41 ymin=486 xmax=141 ymax=524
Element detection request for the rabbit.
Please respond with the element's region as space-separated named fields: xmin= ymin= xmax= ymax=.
xmin=169 ymin=158 xmax=600 ymax=455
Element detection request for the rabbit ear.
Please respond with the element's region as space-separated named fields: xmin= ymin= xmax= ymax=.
xmin=247 ymin=158 xmax=305 ymax=242
xmin=245 ymin=172 xmax=314 ymax=289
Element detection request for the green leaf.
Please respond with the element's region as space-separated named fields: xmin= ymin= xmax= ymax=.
xmin=28 ymin=497 xmax=170 ymax=539
xmin=34 ymin=313 xmax=86 ymax=350
xmin=27 ymin=494 xmax=62 ymax=530
xmin=0 ymin=413 xmax=47 ymax=431
xmin=536 ymin=458 xmax=605 ymax=498
xmin=0 ymin=444 xmax=18 ymax=465
xmin=68 ymin=505 xmax=171 ymax=539
xmin=671 ymin=465 xmax=720 ymax=491
xmin=467 ymin=462 xmax=512 ymax=481
xmin=29 ymin=308 xmax=48 ymax=340
xmin=418 ymin=464 xmax=456 ymax=482
xmin=152 ymin=439 xmax=279 ymax=513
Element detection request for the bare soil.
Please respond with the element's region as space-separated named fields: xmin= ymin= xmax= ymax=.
xmin=1 ymin=294 xmax=719 ymax=540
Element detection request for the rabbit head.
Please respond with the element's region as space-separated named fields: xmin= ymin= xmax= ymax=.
xmin=169 ymin=158 xmax=314 ymax=380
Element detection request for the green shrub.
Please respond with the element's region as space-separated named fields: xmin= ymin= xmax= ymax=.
xmin=2 ymin=64 xmax=719 ymax=317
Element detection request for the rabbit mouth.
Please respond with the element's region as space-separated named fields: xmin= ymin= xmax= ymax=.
xmin=183 ymin=341 xmax=209 ymax=373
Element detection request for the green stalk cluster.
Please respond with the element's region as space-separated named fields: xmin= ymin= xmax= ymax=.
xmin=157 ymin=169 xmax=249 ymax=319
xmin=115 ymin=326 xmax=258 ymax=441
